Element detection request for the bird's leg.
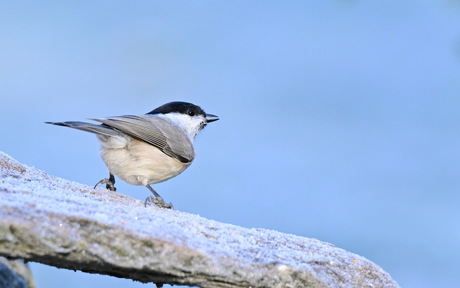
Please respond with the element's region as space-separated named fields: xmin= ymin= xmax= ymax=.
xmin=107 ymin=174 xmax=116 ymax=190
xmin=94 ymin=173 xmax=116 ymax=191
xmin=144 ymin=184 xmax=174 ymax=209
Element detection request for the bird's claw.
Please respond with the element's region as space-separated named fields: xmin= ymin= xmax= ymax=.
xmin=94 ymin=178 xmax=116 ymax=191
xmin=144 ymin=196 xmax=174 ymax=209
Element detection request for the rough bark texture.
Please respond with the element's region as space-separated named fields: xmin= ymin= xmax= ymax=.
xmin=0 ymin=152 xmax=399 ymax=288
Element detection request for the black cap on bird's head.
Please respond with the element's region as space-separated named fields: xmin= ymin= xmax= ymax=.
xmin=147 ymin=101 xmax=219 ymax=123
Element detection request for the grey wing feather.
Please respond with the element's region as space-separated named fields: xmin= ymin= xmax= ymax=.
xmin=90 ymin=115 xmax=195 ymax=163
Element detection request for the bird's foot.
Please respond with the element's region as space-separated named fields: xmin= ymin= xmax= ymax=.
xmin=144 ymin=196 xmax=174 ymax=209
xmin=94 ymin=178 xmax=116 ymax=191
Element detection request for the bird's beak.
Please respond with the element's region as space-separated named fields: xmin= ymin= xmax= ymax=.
xmin=206 ymin=114 xmax=219 ymax=123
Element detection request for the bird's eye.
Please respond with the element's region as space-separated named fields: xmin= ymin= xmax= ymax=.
xmin=187 ymin=109 xmax=195 ymax=116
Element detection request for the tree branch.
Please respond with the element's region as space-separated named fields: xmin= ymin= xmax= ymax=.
xmin=0 ymin=152 xmax=399 ymax=288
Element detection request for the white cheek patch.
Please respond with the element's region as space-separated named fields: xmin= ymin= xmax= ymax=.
xmin=156 ymin=113 xmax=205 ymax=141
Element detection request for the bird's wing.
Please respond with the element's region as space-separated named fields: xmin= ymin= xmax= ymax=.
xmin=91 ymin=115 xmax=195 ymax=163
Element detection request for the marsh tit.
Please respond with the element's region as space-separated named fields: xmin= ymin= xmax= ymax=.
xmin=46 ymin=101 xmax=219 ymax=209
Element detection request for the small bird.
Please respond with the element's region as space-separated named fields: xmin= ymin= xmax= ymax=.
xmin=46 ymin=101 xmax=219 ymax=209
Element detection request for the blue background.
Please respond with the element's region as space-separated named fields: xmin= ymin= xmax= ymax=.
xmin=1 ymin=1 xmax=460 ymax=287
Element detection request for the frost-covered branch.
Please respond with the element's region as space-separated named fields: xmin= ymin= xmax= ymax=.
xmin=0 ymin=152 xmax=399 ymax=288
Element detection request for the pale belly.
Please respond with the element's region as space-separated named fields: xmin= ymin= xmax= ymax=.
xmin=99 ymin=137 xmax=191 ymax=186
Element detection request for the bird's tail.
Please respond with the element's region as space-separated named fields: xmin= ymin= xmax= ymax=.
xmin=45 ymin=121 xmax=120 ymax=137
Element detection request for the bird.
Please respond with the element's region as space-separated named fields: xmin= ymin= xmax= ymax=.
xmin=46 ymin=101 xmax=219 ymax=209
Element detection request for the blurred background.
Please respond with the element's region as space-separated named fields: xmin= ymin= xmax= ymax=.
xmin=1 ymin=1 xmax=460 ymax=287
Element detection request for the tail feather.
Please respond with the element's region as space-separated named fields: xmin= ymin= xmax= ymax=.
xmin=45 ymin=121 xmax=120 ymax=137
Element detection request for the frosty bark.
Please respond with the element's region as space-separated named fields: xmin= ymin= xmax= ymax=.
xmin=0 ymin=152 xmax=399 ymax=288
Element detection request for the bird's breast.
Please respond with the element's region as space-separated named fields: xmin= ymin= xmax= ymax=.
xmin=99 ymin=138 xmax=191 ymax=186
